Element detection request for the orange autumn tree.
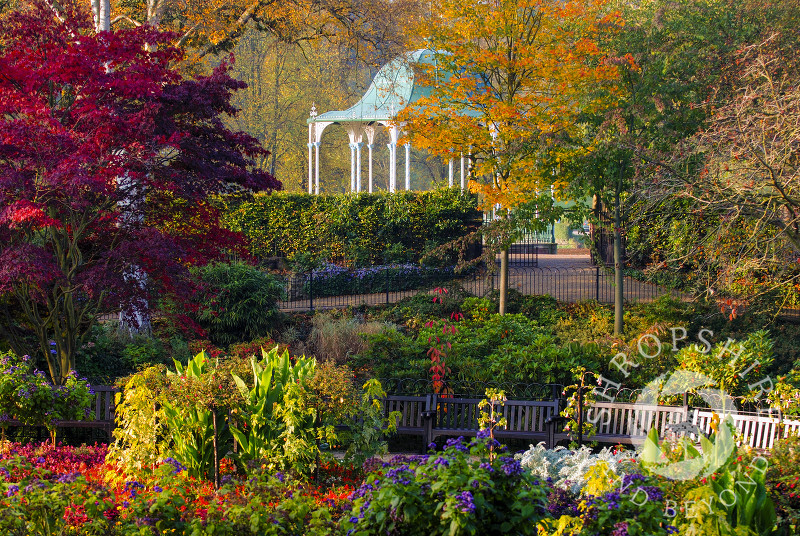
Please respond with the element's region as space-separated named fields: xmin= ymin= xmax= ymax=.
xmin=107 ymin=0 xmax=417 ymax=67
xmin=398 ymin=0 xmax=620 ymax=313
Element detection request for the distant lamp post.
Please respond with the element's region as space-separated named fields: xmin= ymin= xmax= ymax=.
xmin=309 ymin=104 xmax=319 ymax=194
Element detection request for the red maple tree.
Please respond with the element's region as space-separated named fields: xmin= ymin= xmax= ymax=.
xmin=0 ymin=0 xmax=280 ymax=384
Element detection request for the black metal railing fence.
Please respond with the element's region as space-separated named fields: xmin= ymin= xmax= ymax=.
xmin=277 ymin=265 xmax=682 ymax=312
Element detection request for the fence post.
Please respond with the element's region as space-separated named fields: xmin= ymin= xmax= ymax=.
xmin=309 ymin=270 xmax=314 ymax=312
xmin=595 ymin=267 xmax=600 ymax=302
xmin=386 ymin=268 xmax=390 ymax=305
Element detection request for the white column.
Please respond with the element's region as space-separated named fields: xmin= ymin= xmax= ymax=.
xmin=387 ymin=142 xmax=397 ymax=192
xmin=404 ymin=142 xmax=411 ymax=190
xmin=355 ymin=142 xmax=363 ymax=193
xmin=314 ymin=142 xmax=321 ymax=195
xmin=349 ymin=143 xmax=356 ymax=192
xmin=460 ymin=153 xmax=465 ymax=190
xmin=368 ymin=144 xmax=374 ymax=193
xmin=448 ymin=158 xmax=454 ymax=187
xmin=307 ymin=143 xmax=313 ymax=194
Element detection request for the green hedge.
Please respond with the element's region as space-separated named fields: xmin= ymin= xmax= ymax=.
xmin=222 ymin=189 xmax=481 ymax=266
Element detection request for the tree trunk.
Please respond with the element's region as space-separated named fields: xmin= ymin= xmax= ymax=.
xmin=613 ymin=170 xmax=624 ymax=336
xmin=499 ymin=246 xmax=509 ymax=315
xmin=92 ymin=0 xmax=110 ymax=31
xmin=212 ymin=409 xmax=220 ymax=490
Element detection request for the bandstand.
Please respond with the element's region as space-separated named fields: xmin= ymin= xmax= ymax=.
xmin=306 ymin=49 xmax=469 ymax=194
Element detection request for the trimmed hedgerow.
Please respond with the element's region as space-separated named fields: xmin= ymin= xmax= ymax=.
xmin=221 ymin=189 xmax=481 ymax=266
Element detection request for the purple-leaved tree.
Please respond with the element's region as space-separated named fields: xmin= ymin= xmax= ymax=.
xmin=0 ymin=0 xmax=281 ymax=384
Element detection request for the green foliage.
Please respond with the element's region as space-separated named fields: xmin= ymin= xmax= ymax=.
xmin=516 ymin=294 xmax=567 ymax=325
xmin=677 ymin=456 xmax=776 ymax=536
xmin=190 ymin=261 xmax=285 ymax=347
xmin=0 ymin=456 xmax=89 ymax=535
xmin=0 ymin=352 xmax=93 ymax=444
xmin=478 ymin=388 xmax=507 ymax=460
xmin=163 ymin=351 xmax=234 ymax=482
xmin=222 ymin=189 xmax=481 ymax=266
xmin=121 ymin=337 xmax=167 ymax=368
xmin=461 ymin=297 xmax=495 ymax=322
xmin=674 ymin=331 xmax=774 ymax=400
xmin=355 ymin=312 xmax=601 ymax=389
xmin=705 ymin=456 xmax=775 ymax=536
xmin=229 ymin=347 xmax=317 ymax=474
xmin=106 ymin=365 xmax=170 ymax=474
xmin=337 ymin=379 xmax=400 ymax=467
xmin=343 ymin=436 xmax=547 ymax=536
xmin=376 ymin=286 xmax=472 ymax=327
xmin=199 ymin=467 xmax=339 ymax=535
xmin=559 ymin=368 xmax=599 ymax=444
xmin=350 ymin=324 xmax=428 ymax=381
xmin=75 ymin=323 xmax=189 ymax=385
xmin=766 ymin=434 xmax=800 ymax=533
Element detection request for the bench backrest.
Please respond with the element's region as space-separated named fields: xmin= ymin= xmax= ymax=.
xmin=90 ymin=386 xmax=117 ymax=422
xmin=589 ymin=402 xmax=688 ymax=439
xmin=691 ymin=410 xmax=800 ymax=450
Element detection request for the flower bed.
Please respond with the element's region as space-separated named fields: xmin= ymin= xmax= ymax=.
xmin=0 ymin=441 xmax=357 ymax=535
xmin=303 ymin=263 xmax=456 ymax=298
xmin=1 ymin=428 xmax=793 ymax=535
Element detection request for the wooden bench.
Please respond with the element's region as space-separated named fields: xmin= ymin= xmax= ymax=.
xmin=692 ymin=410 xmax=800 ymax=450
xmin=588 ymin=402 xmax=688 ymax=445
xmin=5 ymin=385 xmax=117 ymax=441
xmin=382 ymin=394 xmax=561 ymax=450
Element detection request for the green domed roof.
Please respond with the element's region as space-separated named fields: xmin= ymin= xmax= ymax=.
xmin=309 ymin=49 xmax=437 ymax=124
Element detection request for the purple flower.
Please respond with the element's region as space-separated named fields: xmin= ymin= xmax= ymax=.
xmin=611 ymin=521 xmax=629 ymax=536
xmin=445 ymin=437 xmax=468 ymax=453
xmin=433 ymin=457 xmax=450 ymax=468
xmin=499 ymin=457 xmax=523 ymax=476
xmin=454 ymin=491 xmax=476 ymax=514
xmin=57 ymin=473 xmax=80 ymax=484
xmin=547 ymin=487 xmax=579 ymax=517
xmin=163 ymin=457 xmax=186 ymax=474
xmin=6 ymin=484 xmax=19 ymax=497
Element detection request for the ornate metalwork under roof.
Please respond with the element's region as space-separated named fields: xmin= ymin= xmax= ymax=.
xmin=308 ymin=49 xmax=437 ymax=124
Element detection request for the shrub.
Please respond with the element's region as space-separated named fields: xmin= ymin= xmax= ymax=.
xmin=517 ymin=443 xmax=637 ymax=494
xmin=222 ymin=189 xmax=482 ymax=266
xmin=106 ymin=364 xmax=170 ymax=474
xmin=674 ymin=330 xmax=773 ymax=400
xmin=226 ymin=337 xmax=280 ymax=360
xmin=190 ymin=261 xmax=285 ymax=347
xmin=376 ymin=286 xmax=472 ymax=327
xmin=343 ymin=435 xmax=548 ymax=536
xmin=229 ymin=348 xmax=317 ymax=475
xmin=353 ymin=313 xmax=602 ymax=391
xmin=538 ymin=473 xmax=676 ymax=536
xmin=767 ymin=434 xmax=800 ymax=532
xmin=0 ymin=352 xmax=93 ymax=444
